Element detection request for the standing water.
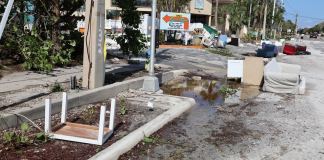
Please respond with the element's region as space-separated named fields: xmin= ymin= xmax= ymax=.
xmin=129 ymin=78 xmax=261 ymax=159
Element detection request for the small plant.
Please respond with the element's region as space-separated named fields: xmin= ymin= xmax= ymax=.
xmin=119 ymin=96 xmax=127 ymax=115
xmin=51 ymin=81 xmax=64 ymax=92
xmin=2 ymin=122 xmax=32 ymax=148
xmin=34 ymin=132 xmax=49 ymax=143
xmin=218 ymin=86 xmax=238 ymax=98
xmin=3 ymin=132 xmax=15 ymax=144
xmin=143 ymin=135 xmax=158 ymax=144
xmin=81 ymin=106 xmax=97 ymax=124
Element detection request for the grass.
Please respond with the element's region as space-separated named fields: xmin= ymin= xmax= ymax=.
xmin=206 ymin=48 xmax=234 ymax=57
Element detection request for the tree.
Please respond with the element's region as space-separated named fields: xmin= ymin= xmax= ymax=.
xmin=218 ymin=0 xmax=285 ymax=36
xmin=0 ymin=0 xmax=84 ymax=72
xmin=115 ymin=0 xmax=145 ymax=56
xmin=157 ymin=0 xmax=191 ymax=13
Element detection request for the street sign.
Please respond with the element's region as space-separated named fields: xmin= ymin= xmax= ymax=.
xmin=160 ymin=12 xmax=191 ymax=31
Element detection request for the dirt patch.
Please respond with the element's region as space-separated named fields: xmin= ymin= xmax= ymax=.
xmin=204 ymin=120 xmax=263 ymax=147
xmin=119 ymin=115 xmax=190 ymax=160
xmin=0 ymin=93 xmax=165 ymax=160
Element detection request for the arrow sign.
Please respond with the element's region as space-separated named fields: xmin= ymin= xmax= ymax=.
xmin=160 ymin=12 xmax=191 ymax=31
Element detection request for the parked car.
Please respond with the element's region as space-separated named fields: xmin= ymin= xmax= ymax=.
xmin=310 ymin=32 xmax=318 ymax=38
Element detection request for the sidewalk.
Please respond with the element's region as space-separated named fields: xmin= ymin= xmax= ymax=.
xmin=0 ymin=63 xmax=144 ymax=110
xmin=0 ymin=63 xmax=143 ymax=93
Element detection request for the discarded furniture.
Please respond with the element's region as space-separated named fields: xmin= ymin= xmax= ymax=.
xmin=217 ymin=35 xmax=228 ymax=48
xmin=283 ymin=43 xmax=311 ymax=55
xmin=257 ymin=43 xmax=278 ymax=58
xmin=44 ymin=92 xmax=116 ymax=145
xmin=227 ymin=60 xmax=244 ymax=81
xmin=283 ymin=43 xmax=297 ymax=55
xmin=262 ymin=59 xmax=306 ymax=94
xmin=228 ymin=37 xmax=240 ymax=46
xmin=243 ymin=57 xmax=264 ymax=86
xmin=296 ymin=45 xmax=311 ymax=55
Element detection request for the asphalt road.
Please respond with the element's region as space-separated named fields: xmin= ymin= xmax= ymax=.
xmin=125 ymin=40 xmax=324 ymax=159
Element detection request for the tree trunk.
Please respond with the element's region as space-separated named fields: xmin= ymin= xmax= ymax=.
xmin=215 ymin=0 xmax=219 ymax=28
xmin=52 ymin=0 xmax=61 ymax=55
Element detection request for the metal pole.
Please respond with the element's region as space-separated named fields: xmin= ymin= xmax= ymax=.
xmin=295 ymin=13 xmax=298 ymax=36
xmin=149 ymin=0 xmax=157 ymax=76
xmin=262 ymin=0 xmax=268 ymax=40
xmin=142 ymin=0 xmax=160 ymax=92
xmin=0 ymin=0 xmax=14 ymax=40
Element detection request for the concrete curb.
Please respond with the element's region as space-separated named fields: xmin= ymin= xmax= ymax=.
xmin=0 ymin=70 xmax=188 ymax=130
xmin=89 ymin=95 xmax=196 ymax=160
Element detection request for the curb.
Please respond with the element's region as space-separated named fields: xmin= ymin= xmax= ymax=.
xmin=0 ymin=70 xmax=188 ymax=130
xmin=89 ymin=95 xmax=196 ymax=160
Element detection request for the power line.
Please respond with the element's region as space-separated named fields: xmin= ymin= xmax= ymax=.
xmin=285 ymin=12 xmax=324 ymax=21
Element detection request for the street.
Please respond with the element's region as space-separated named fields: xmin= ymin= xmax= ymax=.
xmin=122 ymin=39 xmax=324 ymax=159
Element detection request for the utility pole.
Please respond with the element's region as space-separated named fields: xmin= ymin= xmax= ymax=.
xmin=82 ymin=0 xmax=106 ymax=89
xmin=262 ymin=0 xmax=268 ymax=40
xmin=271 ymin=0 xmax=277 ymax=39
xmin=295 ymin=13 xmax=298 ymax=36
xmin=215 ymin=0 xmax=219 ymax=29
xmin=142 ymin=0 xmax=159 ymax=92
xmin=0 ymin=0 xmax=14 ymax=40
xmin=248 ymin=0 xmax=253 ymax=30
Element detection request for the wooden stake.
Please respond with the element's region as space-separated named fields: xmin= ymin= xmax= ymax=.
xmin=98 ymin=105 xmax=106 ymax=145
xmin=61 ymin=92 xmax=68 ymax=123
xmin=45 ymin=99 xmax=52 ymax=133
xmin=109 ymin=98 xmax=116 ymax=131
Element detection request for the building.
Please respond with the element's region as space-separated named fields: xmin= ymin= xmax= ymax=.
xmin=106 ymin=0 xmax=233 ymax=28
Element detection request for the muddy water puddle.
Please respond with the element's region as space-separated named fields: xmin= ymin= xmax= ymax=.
xmin=121 ymin=79 xmax=261 ymax=159
xmin=161 ymin=79 xmax=259 ymax=109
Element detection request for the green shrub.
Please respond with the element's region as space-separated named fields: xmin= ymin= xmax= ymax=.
xmin=51 ymin=81 xmax=64 ymax=92
xmin=119 ymin=96 xmax=127 ymax=115
xmin=218 ymin=86 xmax=238 ymax=98
xmin=19 ymin=29 xmax=72 ymax=72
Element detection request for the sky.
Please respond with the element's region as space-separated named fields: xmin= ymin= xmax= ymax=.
xmin=284 ymin=0 xmax=324 ymax=28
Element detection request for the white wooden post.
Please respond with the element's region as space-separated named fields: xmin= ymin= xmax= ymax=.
xmin=97 ymin=105 xmax=106 ymax=145
xmin=45 ymin=99 xmax=52 ymax=133
xmin=61 ymin=92 xmax=68 ymax=123
xmin=109 ymin=98 xmax=116 ymax=131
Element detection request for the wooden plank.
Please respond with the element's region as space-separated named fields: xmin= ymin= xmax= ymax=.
xmin=53 ymin=123 xmax=110 ymax=140
xmin=51 ymin=134 xmax=99 ymax=145
xmin=243 ymin=57 xmax=264 ymax=86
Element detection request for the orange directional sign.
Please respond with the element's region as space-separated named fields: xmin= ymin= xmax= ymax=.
xmin=160 ymin=12 xmax=191 ymax=31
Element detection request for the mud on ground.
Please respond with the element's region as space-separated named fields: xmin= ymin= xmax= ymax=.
xmin=0 ymin=91 xmax=165 ymax=160
xmin=121 ymin=91 xmax=324 ymax=160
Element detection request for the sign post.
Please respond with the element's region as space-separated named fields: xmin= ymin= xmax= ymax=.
xmin=82 ymin=0 xmax=106 ymax=89
xmin=142 ymin=0 xmax=160 ymax=92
